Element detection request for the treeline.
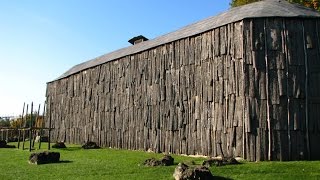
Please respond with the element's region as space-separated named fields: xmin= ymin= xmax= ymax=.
xmin=0 ymin=119 xmax=10 ymax=127
xmin=0 ymin=114 xmax=44 ymax=128
xmin=230 ymin=0 xmax=320 ymax=11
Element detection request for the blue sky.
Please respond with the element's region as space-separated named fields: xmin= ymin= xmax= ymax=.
xmin=0 ymin=0 xmax=230 ymax=116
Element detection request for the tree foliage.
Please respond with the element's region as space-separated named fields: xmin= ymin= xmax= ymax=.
xmin=230 ymin=0 xmax=260 ymax=7
xmin=0 ymin=119 xmax=11 ymax=127
xmin=10 ymin=113 xmax=44 ymax=129
xmin=230 ymin=0 xmax=320 ymax=11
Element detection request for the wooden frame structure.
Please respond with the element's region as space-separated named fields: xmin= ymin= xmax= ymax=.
xmin=0 ymin=102 xmax=53 ymax=151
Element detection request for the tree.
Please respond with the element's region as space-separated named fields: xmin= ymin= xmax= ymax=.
xmin=230 ymin=0 xmax=260 ymax=7
xmin=0 ymin=118 xmax=10 ymax=127
xmin=10 ymin=113 xmax=44 ymax=129
xmin=230 ymin=0 xmax=320 ymax=11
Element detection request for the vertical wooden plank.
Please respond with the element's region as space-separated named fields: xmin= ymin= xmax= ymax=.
xmin=234 ymin=21 xmax=243 ymax=59
xmin=195 ymin=35 xmax=202 ymax=66
xmin=220 ymin=26 xmax=227 ymax=55
xmin=303 ymin=19 xmax=320 ymax=160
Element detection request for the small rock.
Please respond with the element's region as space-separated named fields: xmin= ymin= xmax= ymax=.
xmin=144 ymin=155 xmax=174 ymax=166
xmin=227 ymin=157 xmax=240 ymax=165
xmin=82 ymin=141 xmax=100 ymax=149
xmin=143 ymin=158 xmax=162 ymax=167
xmin=173 ymin=163 xmax=189 ymax=180
xmin=147 ymin=148 xmax=154 ymax=153
xmin=202 ymin=159 xmax=223 ymax=167
xmin=193 ymin=166 xmax=213 ymax=180
xmin=0 ymin=140 xmax=7 ymax=147
xmin=173 ymin=163 xmax=214 ymax=180
xmin=29 ymin=151 xmax=60 ymax=165
xmin=235 ymin=157 xmax=244 ymax=162
xmin=52 ymin=142 xmax=67 ymax=149
xmin=203 ymin=157 xmax=240 ymax=167
xmin=161 ymin=155 xmax=174 ymax=166
xmin=0 ymin=140 xmax=15 ymax=148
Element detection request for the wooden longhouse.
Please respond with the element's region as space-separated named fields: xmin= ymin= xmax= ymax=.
xmin=46 ymin=0 xmax=320 ymax=161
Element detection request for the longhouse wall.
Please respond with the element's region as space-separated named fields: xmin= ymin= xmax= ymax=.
xmin=46 ymin=18 xmax=320 ymax=161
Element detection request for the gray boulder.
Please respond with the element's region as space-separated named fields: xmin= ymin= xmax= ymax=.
xmin=29 ymin=151 xmax=60 ymax=165
xmin=82 ymin=141 xmax=100 ymax=149
xmin=0 ymin=140 xmax=15 ymax=148
xmin=173 ymin=163 xmax=214 ymax=180
xmin=143 ymin=155 xmax=174 ymax=166
xmin=161 ymin=155 xmax=174 ymax=166
xmin=0 ymin=140 xmax=7 ymax=147
xmin=52 ymin=142 xmax=67 ymax=149
xmin=203 ymin=157 xmax=240 ymax=167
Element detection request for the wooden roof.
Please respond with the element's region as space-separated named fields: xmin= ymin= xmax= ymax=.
xmin=52 ymin=0 xmax=320 ymax=82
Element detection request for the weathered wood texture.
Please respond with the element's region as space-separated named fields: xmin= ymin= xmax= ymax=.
xmin=46 ymin=18 xmax=320 ymax=161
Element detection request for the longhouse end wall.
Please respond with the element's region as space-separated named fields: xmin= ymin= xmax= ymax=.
xmin=46 ymin=18 xmax=320 ymax=161
xmin=241 ymin=18 xmax=320 ymax=161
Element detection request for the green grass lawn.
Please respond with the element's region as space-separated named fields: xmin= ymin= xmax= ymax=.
xmin=0 ymin=142 xmax=319 ymax=180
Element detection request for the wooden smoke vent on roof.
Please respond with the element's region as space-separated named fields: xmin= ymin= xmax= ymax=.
xmin=128 ymin=35 xmax=148 ymax=45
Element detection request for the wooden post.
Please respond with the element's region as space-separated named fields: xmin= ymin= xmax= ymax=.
xmin=9 ymin=129 xmax=12 ymax=142
xmin=22 ymin=129 xmax=25 ymax=150
xmin=5 ymin=129 xmax=8 ymax=142
xmin=32 ymin=104 xmax=40 ymax=148
xmin=302 ymin=22 xmax=310 ymax=160
xmin=22 ymin=104 xmax=28 ymax=150
xmin=39 ymin=103 xmax=46 ymax=150
xmin=283 ymin=21 xmax=291 ymax=160
xmin=264 ymin=20 xmax=272 ymax=161
xmin=17 ymin=130 xmax=21 ymax=149
xmin=29 ymin=102 xmax=33 ymax=152
xmin=48 ymin=100 xmax=52 ymax=150
xmin=18 ymin=102 xmax=25 ymax=149
xmin=38 ymin=129 xmax=42 ymax=150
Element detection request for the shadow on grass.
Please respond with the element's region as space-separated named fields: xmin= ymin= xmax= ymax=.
xmin=0 ymin=145 xmax=16 ymax=148
xmin=173 ymin=162 xmax=180 ymax=166
xmin=57 ymin=160 xmax=73 ymax=164
xmin=214 ymin=175 xmax=233 ymax=180
xmin=34 ymin=160 xmax=73 ymax=165
xmin=57 ymin=147 xmax=82 ymax=151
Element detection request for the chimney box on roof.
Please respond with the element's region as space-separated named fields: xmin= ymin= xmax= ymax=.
xmin=128 ymin=35 xmax=148 ymax=45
